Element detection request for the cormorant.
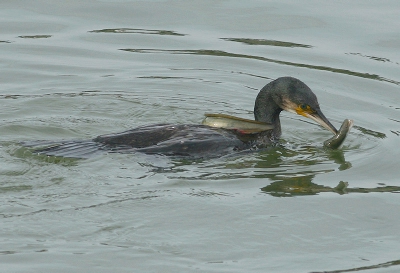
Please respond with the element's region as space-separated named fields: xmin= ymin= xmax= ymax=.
xmin=28 ymin=77 xmax=339 ymax=158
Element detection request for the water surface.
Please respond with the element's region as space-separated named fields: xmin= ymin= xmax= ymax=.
xmin=1 ymin=1 xmax=400 ymax=272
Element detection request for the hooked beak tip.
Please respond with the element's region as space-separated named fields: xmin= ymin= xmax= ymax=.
xmin=307 ymin=110 xmax=338 ymax=134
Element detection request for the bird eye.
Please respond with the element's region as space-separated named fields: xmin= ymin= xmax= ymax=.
xmin=300 ymin=104 xmax=308 ymax=110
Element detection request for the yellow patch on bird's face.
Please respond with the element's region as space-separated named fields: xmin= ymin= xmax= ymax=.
xmin=295 ymin=104 xmax=315 ymax=117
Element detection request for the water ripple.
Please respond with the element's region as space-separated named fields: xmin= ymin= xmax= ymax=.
xmin=120 ymin=48 xmax=400 ymax=86
xmin=311 ymin=258 xmax=400 ymax=273
xmin=89 ymin=28 xmax=186 ymax=36
xmin=221 ymin=37 xmax=312 ymax=48
xmin=18 ymin=35 xmax=52 ymax=39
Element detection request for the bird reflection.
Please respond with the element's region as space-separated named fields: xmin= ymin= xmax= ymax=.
xmin=262 ymin=177 xmax=400 ymax=197
xmin=261 ymin=176 xmax=348 ymax=197
xmin=257 ymin=147 xmax=351 ymax=197
xmin=257 ymin=148 xmax=399 ymax=196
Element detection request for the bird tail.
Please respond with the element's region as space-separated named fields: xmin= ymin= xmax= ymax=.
xmin=22 ymin=140 xmax=104 ymax=158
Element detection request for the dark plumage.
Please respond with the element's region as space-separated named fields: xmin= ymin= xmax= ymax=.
xmin=26 ymin=77 xmax=337 ymax=158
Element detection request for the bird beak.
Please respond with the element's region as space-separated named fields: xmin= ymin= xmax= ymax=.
xmin=306 ymin=109 xmax=338 ymax=134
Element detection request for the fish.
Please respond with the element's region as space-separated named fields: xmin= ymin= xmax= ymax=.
xmin=202 ymin=113 xmax=273 ymax=133
xmin=203 ymin=113 xmax=353 ymax=149
xmin=323 ymin=119 xmax=353 ymax=149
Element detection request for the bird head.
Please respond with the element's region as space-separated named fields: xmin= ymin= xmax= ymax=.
xmin=274 ymin=77 xmax=338 ymax=134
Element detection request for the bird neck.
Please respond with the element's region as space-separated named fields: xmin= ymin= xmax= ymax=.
xmin=253 ymin=86 xmax=283 ymax=138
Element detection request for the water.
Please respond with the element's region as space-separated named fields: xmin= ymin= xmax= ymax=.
xmin=1 ymin=0 xmax=400 ymax=272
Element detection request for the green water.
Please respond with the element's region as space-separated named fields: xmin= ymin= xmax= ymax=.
xmin=1 ymin=1 xmax=400 ymax=272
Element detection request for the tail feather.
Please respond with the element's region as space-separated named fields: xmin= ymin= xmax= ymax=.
xmin=22 ymin=140 xmax=105 ymax=158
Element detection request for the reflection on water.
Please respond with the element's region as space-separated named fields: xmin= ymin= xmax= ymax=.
xmin=262 ymin=178 xmax=400 ymax=197
xmin=311 ymin=258 xmax=400 ymax=273
xmin=262 ymin=178 xmax=348 ymax=197
xmin=0 ymin=185 xmax=32 ymax=193
xmin=347 ymin=52 xmax=399 ymax=64
xmin=221 ymin=38 xmax=312 ymax=48
xmin=139 ymin=143 xmax=349 ymax=180
xmin=257 ymin=147 xmax=351 ymax=197
xmin=354 ymin=125 xmax=386 ymax=139
xmin=18 ymin=35 xmax=52 ymax=39
xmin=89 ymin=28 xmax=186 ymax=36
xmin=120 ymin=48 xmax=400 ymax=85
xmin=391 ymin=130 xmax=400 ymax=136
xmin=127 ymin=142 xmax=400 ymax=197
xmin=10 ymin=144 xmax=80 ymax=167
